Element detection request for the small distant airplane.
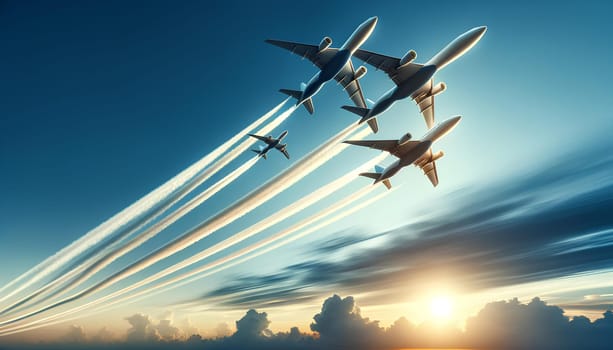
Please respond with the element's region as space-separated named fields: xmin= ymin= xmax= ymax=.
xmin=248 ymin=130 xmax=290 ymax=160
xmin=343 ymin=26 xmax=486 ymax=129
xmin=266 ymin=16 xmax=380 ymax=133
xmin=344 ymin=116 xmax=462 ymax=188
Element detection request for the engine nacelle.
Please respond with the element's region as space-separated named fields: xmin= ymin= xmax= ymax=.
xmin=431 ymin=150 xmax=444 ymax=162
xmin=398 ymin=132 xmax=412 ymax=145
xmin=430 ymin=82 xmax=447 ymax=97
xmin=318 ymin=36 xmax=332 ymax=51
xmin=354 ymin=65 xmax=367 ymax=80
xmin=398 ymin=50 xmax=417 ymax=67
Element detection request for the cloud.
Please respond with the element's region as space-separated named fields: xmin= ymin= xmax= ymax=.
xmin=2 ymin=294 xmax=612 ymax=349
xmin=214 ymin=322 xmax=232 ymax=338
xmin=62 ymin=324 xmax=86 ymax=343
xmin=198 ymin=140 xmax=613 ymax=311
xmin=310 ymin=294 xmax=383 ymax=348
xmin=233 ymin=309 xmax=270 ymax=340
xmin=125 ymin=314 xmax=160 ymax=343
xmin=465 ymin=297 xmax=613 ymax=349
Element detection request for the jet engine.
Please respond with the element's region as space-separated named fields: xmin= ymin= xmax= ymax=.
xmin=430 ymin=82 xmax=447 ymax=97
xmin=319 ymin=37 xmax=332 ymax=51
xmin=354 ymin=65 xmax=367 ymax=80
xmin=398 ymin=132 xmax=412 ymax=145
xmin=398 ymin=50 xmax=417 ymax=67
xmin=431 ymin=150 xmax=444 ymax=162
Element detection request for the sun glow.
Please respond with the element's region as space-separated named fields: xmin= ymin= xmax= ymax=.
xmin=430 ymin=295 xmax=453 ymax=319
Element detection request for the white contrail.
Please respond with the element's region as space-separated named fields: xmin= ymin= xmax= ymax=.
xmin=0 ymin=104 xmax=298 ymax=317
xmin=114 ymin=183 xmax=390 ymax=307
xmin=0 ymin=122 xmax=368 ymax=329
xmin=0 ymin=99 xmax=287 ymax=306
xmin=58 ymin=153 xmax=388 ymax=311
xmin=0 ymin=183 xmax=393 ymax=337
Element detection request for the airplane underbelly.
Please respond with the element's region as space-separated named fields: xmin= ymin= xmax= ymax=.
xmin=320 ymin=50 xmax=351 ymax=81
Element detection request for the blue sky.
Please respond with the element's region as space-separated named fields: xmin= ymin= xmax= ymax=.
xmin=1 ymin=0 xmax=612 ymax=344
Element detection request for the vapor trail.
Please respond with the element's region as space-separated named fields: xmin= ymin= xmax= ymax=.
xmin=0 ymin=104 xmax=297 ymax=318
xmin=107 ymin=152 xmax=388 ymax=298
xmin=0 ymin=122 xmax=368 ymax=329
xmin=0 ymin=99 xmax=287 ymax=306
xmin=114 ymin=183 xmax=390 ymax=307
xmin=56 ymin=152 xmax=388 ymax=312
xmin=0 ymin=182 xmax=392 ymax=337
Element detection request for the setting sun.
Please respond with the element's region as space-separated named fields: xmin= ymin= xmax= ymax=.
xmin=430 ymin=296 xmax=453 ymax=319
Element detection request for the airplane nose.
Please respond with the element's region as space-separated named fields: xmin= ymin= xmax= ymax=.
xmin=473 ymin=26 xmax=487 ymax=39
xmin=366 ymin=16 xmax=378 ymax=28
xmin=450 ymin=115 xmax=462 ymax=126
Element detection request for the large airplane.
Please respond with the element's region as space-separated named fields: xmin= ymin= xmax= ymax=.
xmin=248 ymin=130 xmax=290 ymax=160
xmin=344 ymin=116 xmax=461 ymax=188
xmin=342 ymin=26 xmax=486 ymax=129
xmin=266 ymin=16 xmax=380 ymax=133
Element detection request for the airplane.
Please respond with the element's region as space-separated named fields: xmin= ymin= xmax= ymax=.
xmin=342 ymin=26 xmax=486 ymax=129
xmin=343 ymin=116 xmax=462 ymax=188
xmin=266 ymin=16 xmax=380 ymax=133
xmin=248 ymin=130 xmax=290 ymax=160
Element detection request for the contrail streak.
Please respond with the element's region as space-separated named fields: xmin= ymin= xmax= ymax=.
xmin=0 ymin=104 xmax=297 ymax=318
xmin=57 ymin=153 xmax=388 ymax=312
xmin=0 ymin=99 xmax=287 ymax=306
xmin=113 ymin=183 xmax=390 ymax=308
xmin=0 ymin=182 xmax=393 ymax=337
xmin=0 ymin=122 xmax=368 ymax=329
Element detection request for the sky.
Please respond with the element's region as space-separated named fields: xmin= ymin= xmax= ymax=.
xmin=0 ymin=0 xmax=612 ymax=348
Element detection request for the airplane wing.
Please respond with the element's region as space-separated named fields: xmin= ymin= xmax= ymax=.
xmin=335 ymin=60 xmax=367 ymax=107
xmin=265 ymin=39 xmax=337 ymax=69
xmin=248 ymin=134 xmax=273 ymax=145
xmin=353 ymin=49 xmax=423 ymax=86
xmin=280 ymin=148 xmax=290 ymax=159
xmin=410 ymin=79 xmax=435 ymax=128
xmin=335 ymin=61 xmax=378 ymax=132
xmin=414 ymin=149 xmax=439 ymax=187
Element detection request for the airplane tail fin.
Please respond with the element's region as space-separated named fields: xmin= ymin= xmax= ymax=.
xmin=251 ymin=149 xmax=267 ymax=160
xmin=342 ymin=105 xmax=377 ymax=133
xmin=359 ymin=166 xmax=391 ymax=190
xmin=279 ymin=88 xmax=314 ymax=114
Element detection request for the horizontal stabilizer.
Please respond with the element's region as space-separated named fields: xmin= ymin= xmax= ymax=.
xmin=359 ymin=172 xmax=392 ymax=190
xmin=279 ymin=88 xmax=314 ymax=114
xmin=342 ymin=105 xmax=370 ymax=117
xmin=251 ymin=149 xmax=267 ymax=160
xmin=279 ymin=88 xmax=302 ymax=100
xmin=303 ymin=98 xmax=314 ymax=114
xmin=359 ymin=172 xmax=380 ymax=180
xmin=366 ymin=118 xmax=379 ymax=133
xmin=382 ymin=179 xmax=392 ymax=190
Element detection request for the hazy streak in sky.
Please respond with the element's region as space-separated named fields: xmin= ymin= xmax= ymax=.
xmin=0 ymin=99 xmax=287 ymax=307
xmin=0 ymin=102 xmax=291 ymax=319
xmin=4 ymin=104 xmax=296 ymax=315
xmin=0 ymin=176 xmax=391 ymax=336
xmin=0 ymin=122 xmax=367 ymax=331
xmin=61 ymin=152 xmax=388 ymax=314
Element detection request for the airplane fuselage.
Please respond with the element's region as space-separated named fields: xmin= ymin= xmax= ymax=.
xmin=367 ymin=65 xmax=437 ymax=119
xmin=298 ymin=17 xmax=377 ymax=105
xmin=373 ymin=116 xmax=461 ymax=183
xmin=375 ymin=140 xmax=432 ymax=183
xmin=360 ymin=26 xmax=486 ymax=124
xmin=256 ymin=131 xmax=288 ymax=157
